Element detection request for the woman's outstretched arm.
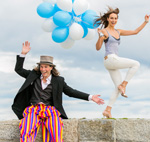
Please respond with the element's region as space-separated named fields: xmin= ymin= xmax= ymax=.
xmin=118 ymin=15 xmax=150 ymax=36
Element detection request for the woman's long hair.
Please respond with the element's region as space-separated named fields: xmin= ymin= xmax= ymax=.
xmin=34 ymin=65 xmax=60 ymax=76
xmin=94 ymin=7 xmax=119 ymax=29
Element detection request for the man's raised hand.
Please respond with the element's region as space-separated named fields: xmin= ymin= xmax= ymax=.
xmin=21 ymin=41 xmax=31 ymax=55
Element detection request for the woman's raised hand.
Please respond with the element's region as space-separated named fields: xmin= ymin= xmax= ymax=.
xmin=97 ymin=28 xmax=102 ymax=34
xmin=21 ymin=41 xmax=31 ymax=55
xmin=145 ymin=14 xmax=150 ymax=23
xmin=97 ymin=28 xmax=103 ymax=37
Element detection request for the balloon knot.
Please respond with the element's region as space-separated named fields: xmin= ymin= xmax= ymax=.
xmin=73 ymin=16 xmax=82 ymax=22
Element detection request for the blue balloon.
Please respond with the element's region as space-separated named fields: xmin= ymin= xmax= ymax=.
xmin=72 ymin=0 xmax=75 ymax=3
xmin=52 ymin=27 xmax=69 ymax=43
xmin=83 ymin=10 xmax=97 ymax=15
xmin=79 ymin=22 xmax=88 ymax=38
xmin=53 ymin=11 xmax=72 ymax=27
xmin=54 ymin=4 xmax=62 ymax=12
xmin=82 ymin=10 xmax=99 ymax=29
xmin=37 ymin=2 xmax=55 ymax=18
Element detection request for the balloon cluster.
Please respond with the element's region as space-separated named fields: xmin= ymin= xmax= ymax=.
xmin=37 ymin=0 xmax=99 ymax=49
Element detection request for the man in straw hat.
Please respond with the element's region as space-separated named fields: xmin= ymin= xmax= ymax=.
xmin=12 ymin=41 xmax=104 ymax=142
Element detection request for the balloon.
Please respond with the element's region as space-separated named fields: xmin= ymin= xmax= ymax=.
xmin=84 ymin=29 xmax=96 ymax=40
xmin=79 ymin=22 xmax=88 ymax=38
xmin=57 ymin=0 xmax=72 ymax=12
xmin=52 ymin=27 xmax=69 ymax=43
xmin=42 ymin=18 xmax=57 ymax=32
xmin=43 ymin=0 xmax=56 ymax=5
xmin=69 ymin=23 xmax=84 ymax=40
xmin=37 ymin=2 xmax=56 ymax=18
xmin=73 ymin=0 xmax=89 ymax=16
xmin=54 ymin=3 xmax=62 ymax=12
xmin=61 ymin=37 xmax=75 ymax=49
xmin=82 ymin=10 xmax=99 ymax=29
xmin=37 ymin=0 xmax=99 ymax=47
xmin=53 ymin=11 xmax=72 ymax=27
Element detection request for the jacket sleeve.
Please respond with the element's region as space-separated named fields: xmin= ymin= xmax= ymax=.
xmin=14 ymin=55 xmax=31 ymax=78
xmin=63 ymin=79 xmax=90 ymax=101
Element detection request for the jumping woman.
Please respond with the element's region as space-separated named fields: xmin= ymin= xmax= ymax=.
xmin=95 ymin=7 xmax=149 ymax=118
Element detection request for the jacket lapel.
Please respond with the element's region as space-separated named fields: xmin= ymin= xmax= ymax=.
xmin=18 ymin=70 xmax=40 ymax=93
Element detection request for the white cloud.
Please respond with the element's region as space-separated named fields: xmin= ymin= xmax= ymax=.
xmin=63 ymin=99 xmax=150 ymax=119
xmin=0 ymin=52 xmax=16 ymax=73
xmin=0 ymin=98 xmax=150 ymax=121
xmin=0 ymin=107 xmax=18 ymax=121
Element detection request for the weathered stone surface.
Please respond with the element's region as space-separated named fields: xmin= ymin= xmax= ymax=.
xmin=35 ymin=127 xmax=43 ymax=142
xmin=0 ymin=119 xmax=79 ymax=142
xmin=80 ymin=141 xmax=111 ymax=142
xmin=1 ymin=119 xmax=150 ymax=142
xmin=63 ymin=119 xmax=79 ymax=142
xmin=0 ymin=120 xmax=20 ymax=142
xmin=115 ymin=119 xmax=150 ymax=142
xmin=78 ymin=119 xmax=115 ymax=142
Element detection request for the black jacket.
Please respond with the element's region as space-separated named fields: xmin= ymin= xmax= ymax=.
xmin=12 ymin=55 xmax=90 ymax=119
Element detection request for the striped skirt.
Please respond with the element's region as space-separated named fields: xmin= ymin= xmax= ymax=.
xmin=19 ymin=104 xmax=63 ymax=142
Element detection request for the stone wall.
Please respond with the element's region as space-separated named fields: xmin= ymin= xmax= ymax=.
xmin=0 ymin=119 xmax=150 ymax=142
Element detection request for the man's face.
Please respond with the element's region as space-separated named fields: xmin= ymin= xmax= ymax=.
xmin=40 ymin=64 xmax=53 ymax=78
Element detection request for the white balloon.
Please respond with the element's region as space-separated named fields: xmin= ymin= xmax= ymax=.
xmin=69 ymin=23 xmax=84 ymax=40
xmin=61 ymin=37 xmax=75 ymax=49
xmin=57 ymin=0 xmax=72 ymax=12
xmin=42 ymin=18 xmax=57 ymax=32
xmin=87 ymin=2 xmax=90 ymax=9
xmin=84 ymin=29 xmax=96 ymax=40
xmin=73 ymin=0 xmax=89 ymax=16
xmin=43 ymin=0 xmax=56 ymax=5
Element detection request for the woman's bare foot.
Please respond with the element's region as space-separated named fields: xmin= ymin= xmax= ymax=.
xmin=103 ymin=106 xmax=112 ymax=118
xmin=118 ymin=81 xmax=128 ymax=98
xmin=118 ymin=84 xmax=128 ymax=98
xmin=102 ymin=110 xmax=112 ymax=118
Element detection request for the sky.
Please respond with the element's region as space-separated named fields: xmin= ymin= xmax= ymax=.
xmin=0 ymin=0 xmax=150 ymax=121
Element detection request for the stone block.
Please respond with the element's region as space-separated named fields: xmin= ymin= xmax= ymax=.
xmin=36 ymin=119 xmax=79 ymax=142
xmin=0 ymin=120 xmax=20 ymax=142
xmin=1 ymin=119 xmax=150 ymax=142
xmin=115 ymin=119 xmax=150 ymax=142
xmin=63 ymin=119 xmax=79 ymax=142
xmin=78 ymin=119 xmax=115 ymax=142
xmin=0 ymin=119 xmax=79 ymax=142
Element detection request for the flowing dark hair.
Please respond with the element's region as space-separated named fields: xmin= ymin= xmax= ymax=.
xmin=94 ymin=7 xmax=119 ymax=28
xmin=34 ymin=65 xmax=60 ymax=76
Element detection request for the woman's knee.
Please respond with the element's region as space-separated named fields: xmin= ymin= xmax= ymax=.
xmin=134 ymin=61 xmax=140 ymax=68
xmin=132 ymin=60 xmax=140 ymax=69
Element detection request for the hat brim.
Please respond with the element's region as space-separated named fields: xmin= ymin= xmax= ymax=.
xmin=37 ymin=62 xmax=56 ymax=67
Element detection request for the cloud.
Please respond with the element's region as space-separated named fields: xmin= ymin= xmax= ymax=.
xmin=0 ymin=0 xmax=150 ymax=120
xmin=1 ymin=99 xmax=149 ymax=121
xmin=0 ymin=107 xmax=17 ymax=121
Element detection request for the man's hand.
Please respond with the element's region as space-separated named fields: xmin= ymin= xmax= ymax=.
xmin=21 ymin=41 xmax=31 ymax=55
xmin=92 ymin=95 xmax=104 ymax=105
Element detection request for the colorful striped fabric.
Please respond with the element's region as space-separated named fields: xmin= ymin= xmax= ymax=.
xmin=19 ymin=104 xmax=63 ymax=142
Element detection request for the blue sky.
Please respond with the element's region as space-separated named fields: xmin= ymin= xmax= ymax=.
xmin=0 ymin=0 xmax=150 ymax=120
